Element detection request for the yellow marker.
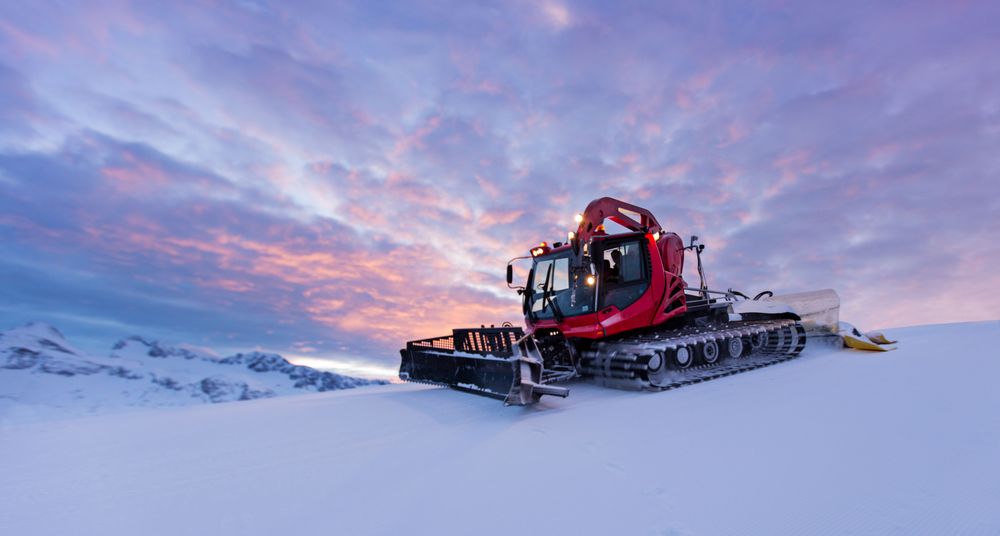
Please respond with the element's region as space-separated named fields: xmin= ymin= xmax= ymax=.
xmin=865 ymin=331 xmax=898 ymax=345
xmin=843 ymin=333 xmax=895 ymax=352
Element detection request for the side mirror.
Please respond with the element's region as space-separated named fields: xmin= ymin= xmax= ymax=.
xmin=506 ymin=264 xmax=513 ymax=285
xmin=689 ymin=235 xmax=699 ymax=247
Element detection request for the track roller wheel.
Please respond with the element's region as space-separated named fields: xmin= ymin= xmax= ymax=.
xmin=646 ymin=352 xmax=670 ymax=387
xmin=701 ymin=339 xmax=720 ymax=365
xmin=646 ymin=352 xmax=663 ymax=372
xmin=672 ymin=346 xmax=693 ymax=369
xmin=749 ymin=331 xmax=766 ymax=352
xmin=725 ymin=336 xmax=744 ymax=358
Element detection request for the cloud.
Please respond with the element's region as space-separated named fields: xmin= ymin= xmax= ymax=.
xmin=0 ymin=0 xmax=998 ymax=369
xmin=0 ymin=132 xmax=520 ymax=360
xmin=0 ymin=63 xmax=59 ymax=139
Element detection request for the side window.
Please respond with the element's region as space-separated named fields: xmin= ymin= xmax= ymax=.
xmin=600 ymin=240 xmax=649 ymax=310
xmin=602 ymin=242 xmax=644 ymax=283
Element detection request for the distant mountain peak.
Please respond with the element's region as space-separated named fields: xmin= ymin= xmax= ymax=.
xmin=110 ymin=335 xmax=204 ymax=360
xmin=1 ymin=321 xmax=78 ymax=356
xmin=1 ymin=321 xmax=388 ymax=421
xmin=6 ymin=321 xmax=68 ymax=342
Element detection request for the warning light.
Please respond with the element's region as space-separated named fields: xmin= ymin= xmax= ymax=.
xmin=531 ymin=243 xmax=551 ymax=257
xmin=585 ymin=275 xmax=596 ymax=286
xmin=574 ymin=213 xmax=583 ymax=224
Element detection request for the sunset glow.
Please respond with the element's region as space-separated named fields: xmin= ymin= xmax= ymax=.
xmin=1 ymin=1 xmax=997 ymax=370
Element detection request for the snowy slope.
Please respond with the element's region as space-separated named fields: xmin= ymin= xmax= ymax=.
xmin=2 ymin=321 xmax=999 ymax=535
xmin=0 ymin=322 xmax=385 ymax=424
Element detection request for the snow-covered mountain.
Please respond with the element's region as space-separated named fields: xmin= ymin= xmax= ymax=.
xmin=0 ymin=322 xmax=386 ymax=422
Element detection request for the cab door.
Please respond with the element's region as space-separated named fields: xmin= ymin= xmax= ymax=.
xmin=595 ymin=236 xmax=653 ymax=335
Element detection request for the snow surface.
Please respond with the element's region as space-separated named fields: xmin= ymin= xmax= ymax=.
xmin=0 ymin=322 xmax=385 ymax=424
xmin=2 ymin=321 xmax=999 ymax=535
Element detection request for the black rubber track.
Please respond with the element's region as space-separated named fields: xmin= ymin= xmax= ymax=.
xmin=579 ymin=320 xmax=808 ymax=391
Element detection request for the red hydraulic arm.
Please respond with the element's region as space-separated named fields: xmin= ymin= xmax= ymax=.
xmin=574 ymin=197 xmax=664 ymax=245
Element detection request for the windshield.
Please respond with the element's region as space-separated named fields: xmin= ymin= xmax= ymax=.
xmin=527 ymin=252 xmax=596 ymax=319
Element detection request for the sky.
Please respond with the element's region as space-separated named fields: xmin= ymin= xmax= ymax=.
xmin=1 ymin=0 xmax=998 ymax=375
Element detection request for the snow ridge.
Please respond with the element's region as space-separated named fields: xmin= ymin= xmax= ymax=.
xmin=0 ymin=322 xmax=387 ymax=421
xmin=111 ymin=335 xmax=206 ymax=360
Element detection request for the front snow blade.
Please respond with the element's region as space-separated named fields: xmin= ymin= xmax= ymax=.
xmin=399 ymin=327 xmax=569 ymax=405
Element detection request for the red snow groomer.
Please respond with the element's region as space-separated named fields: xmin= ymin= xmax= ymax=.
xmin=400 ymin=197 xmax=839 ymax=405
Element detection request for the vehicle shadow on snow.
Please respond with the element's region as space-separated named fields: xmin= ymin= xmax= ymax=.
xmin=383 ymin=378 xmax=650 ymax=427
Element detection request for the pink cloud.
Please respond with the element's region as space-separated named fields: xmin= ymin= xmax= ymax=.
xmin=0 ymin=20 xmax=60 ymax=57
xmin=767 ymin=150 xmax=816 ymax=198
xmin=478 ymin=209 xmax=524 ymax=226
xmin=2 ymin=0 xmax=998 ymax=362
xmin=99 ymin=152 xmax=170 ymax=193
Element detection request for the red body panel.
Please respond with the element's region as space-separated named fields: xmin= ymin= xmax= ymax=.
xmin=526 ymin=231 xmax=688 ymax=341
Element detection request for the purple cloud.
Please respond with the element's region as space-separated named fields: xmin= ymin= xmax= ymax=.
xmin=0 ymin=1 xmax=998 ymax=369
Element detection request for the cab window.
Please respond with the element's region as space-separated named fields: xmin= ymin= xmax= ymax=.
xmin=600 ymin=240 xmax=648 ymax=311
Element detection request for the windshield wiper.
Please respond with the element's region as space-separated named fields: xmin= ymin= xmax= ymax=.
xmin=541 ymin=262 xmax=564 ymax=322
xmin=549 ymin=289 xmax=564 ymax=322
